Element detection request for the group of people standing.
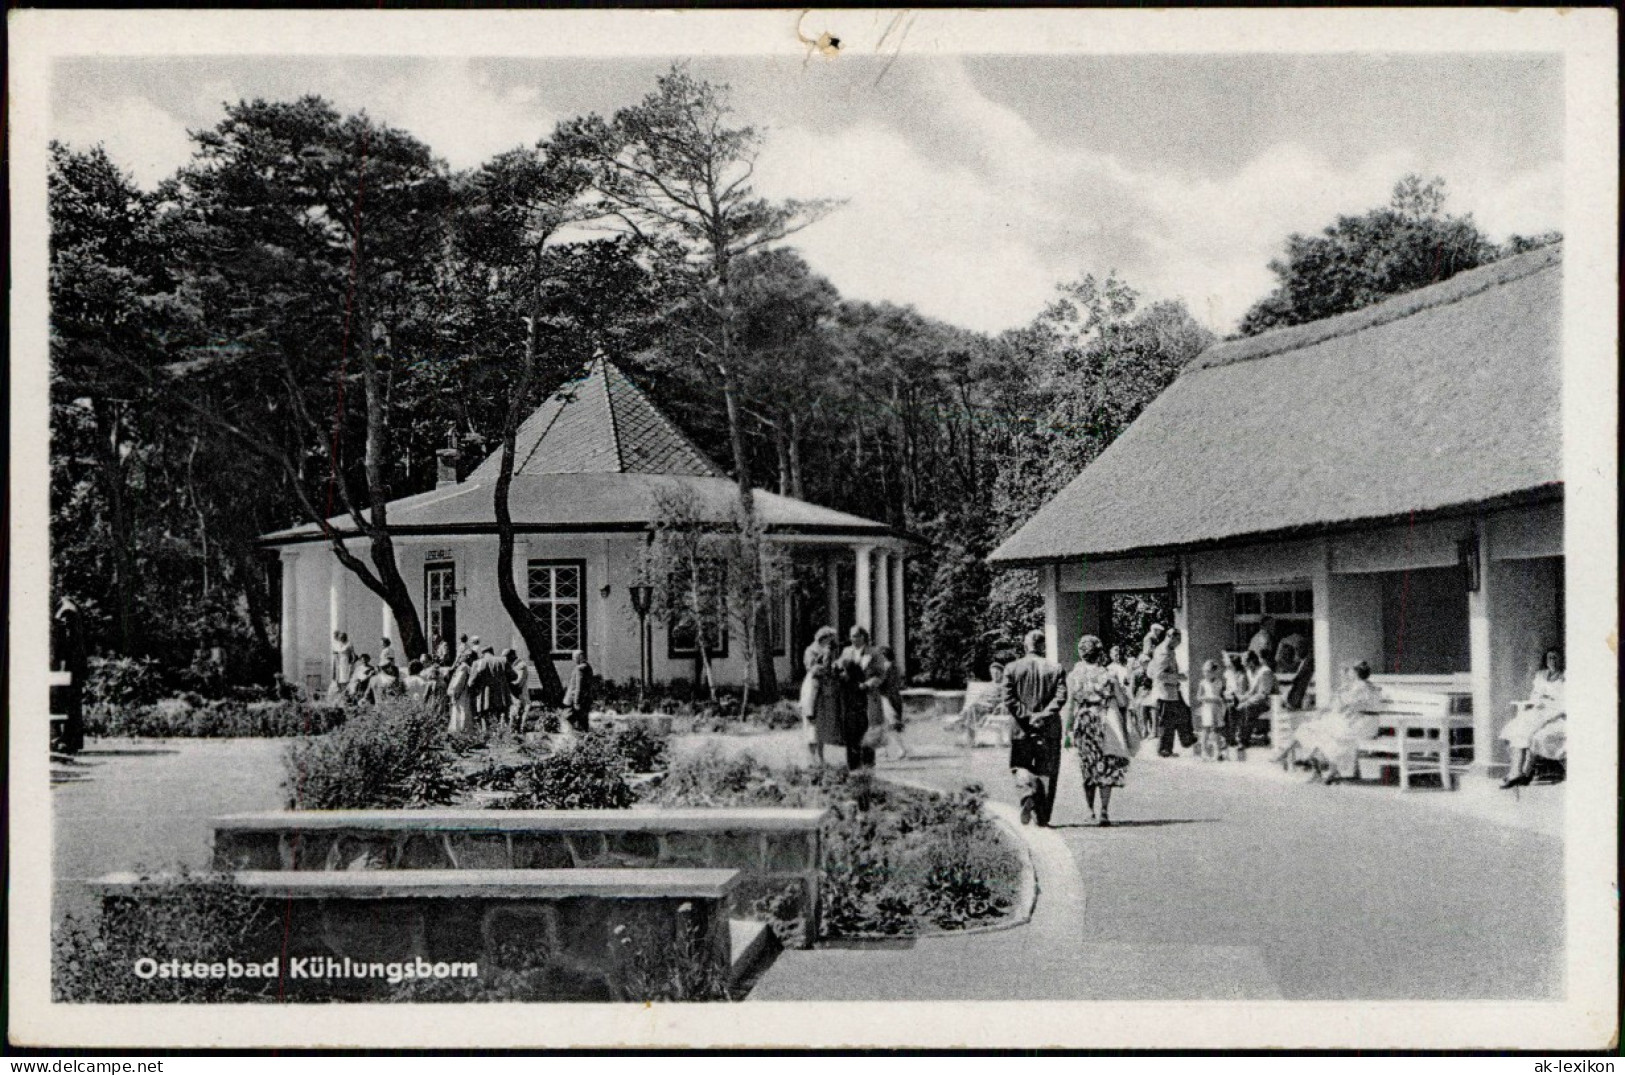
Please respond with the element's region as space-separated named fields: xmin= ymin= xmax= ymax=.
xmin=329 ymin=629 xmax=596 ymax=737
xmin=1111 ymin=618 xmax=1307 ymax=764
xmin=799 ymin=625 xmax=908 ymax=771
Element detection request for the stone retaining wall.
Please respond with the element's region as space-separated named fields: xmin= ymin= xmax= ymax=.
xmin=211 ymin=808 xmax=827 ymax=947
xmin=94 ymin=868 xmax=737 ymax=1002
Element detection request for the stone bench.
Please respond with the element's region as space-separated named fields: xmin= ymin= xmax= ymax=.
xmin=902 ymin=688 xmax=966 ymax=720
xmin=93 ymin=868 xmax=742 ymax=1002
xmin=210 ymin=808 xmax=828 ymax=947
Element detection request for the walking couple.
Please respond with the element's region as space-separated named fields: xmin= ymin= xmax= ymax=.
xmin=800 ymin=625 xmax=907 ymax=771
xmin=1005 ymin=629 xmax=1140 ymax=828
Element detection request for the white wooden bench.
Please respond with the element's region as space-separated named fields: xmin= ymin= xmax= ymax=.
xmin=1355 ymin=688 xmax=1474 ymax=790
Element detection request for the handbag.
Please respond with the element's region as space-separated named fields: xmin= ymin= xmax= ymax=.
xmin=798 ymin=672 xmax=818 ymax=720
xmin=862 ymin=697 xmax=892 ymax=748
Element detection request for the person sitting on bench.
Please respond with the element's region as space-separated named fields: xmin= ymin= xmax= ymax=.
xmin=1231 ymin=650 xmax=1275 ymax=754
xmin=1499 ymin=647 xmax=1565 ymax=789
xmin=951 ymin=660 xmax=1008 ymax=748
xmin=1281 ymin=661 xmax=1383 ymax=784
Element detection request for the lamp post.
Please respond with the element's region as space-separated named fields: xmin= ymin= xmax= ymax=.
xmin=629 ymin=583 xmax=654 ymax=708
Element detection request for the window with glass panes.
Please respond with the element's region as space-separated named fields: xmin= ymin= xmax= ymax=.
xmin=527 ymin=560 xmax=585 ymax=656
xmin=424 ymin=561 xmax=457 ymax=647
xmin=1232 ymin=583 xmax=1314 ymax=653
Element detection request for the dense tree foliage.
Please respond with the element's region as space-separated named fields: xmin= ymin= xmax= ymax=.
xmin=1238 ymin=174 xmax=1560 ymax=336
xmin=60 ymin=74 xmax=1537 ymax=691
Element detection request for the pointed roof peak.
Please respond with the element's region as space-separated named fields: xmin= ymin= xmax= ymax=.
xmin=468 ymin=359 xmax=722 ymax=481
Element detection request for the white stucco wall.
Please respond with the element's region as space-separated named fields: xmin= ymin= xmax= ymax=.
xmin=281 ymin=532 xmax=799 ymax=692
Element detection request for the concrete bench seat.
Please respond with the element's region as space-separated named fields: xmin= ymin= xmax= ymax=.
xmin=211 ymin=808 xmax=829 ymax=947
xmin=93 ymin=868 xmax=743 ymax=1002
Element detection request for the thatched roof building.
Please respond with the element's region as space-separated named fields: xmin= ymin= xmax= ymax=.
xmin=992 ymin=244 xmax=1565 ymax=785
xmin=991 ymin=244 xmax=1561 ymax=567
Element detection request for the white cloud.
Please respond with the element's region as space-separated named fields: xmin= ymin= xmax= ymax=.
xmin=325 ymin=62 xmax=562 ymax=170
xmin=755 ymin=61 xmax=1562 ymax=335
xmin=52 ymin=94 xmax=195 ymax=189
xmin=51 ymin=56 xmax=1565 ymax=336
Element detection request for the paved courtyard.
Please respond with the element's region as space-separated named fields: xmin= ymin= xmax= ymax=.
xmin=53 ymin=722 xmax=1564 ymax=1000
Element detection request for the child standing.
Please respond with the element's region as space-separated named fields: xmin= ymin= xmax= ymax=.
xmin=1195 ymin=659 xmax=1227 ymax=761
xmin=1222 ymin=653 xmax=1249 ymax=760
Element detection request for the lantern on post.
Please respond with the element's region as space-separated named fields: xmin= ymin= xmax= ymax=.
xmin=629 ymin=582 xmax=655 ymax=705
xmin=1457 ymin=535 xmax=1482 ymax=593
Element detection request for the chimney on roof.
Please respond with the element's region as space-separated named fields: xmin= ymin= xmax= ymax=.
xmin=436 ymin=448 xmax=459 ymax=488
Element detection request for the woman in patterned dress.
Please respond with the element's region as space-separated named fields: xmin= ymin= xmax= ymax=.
xmin=1065 ymin=635 xmax=1138 ymax=826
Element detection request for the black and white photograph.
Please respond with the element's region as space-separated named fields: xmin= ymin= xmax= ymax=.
xmin=8 ymin=7 xmax=1618 ymax=1052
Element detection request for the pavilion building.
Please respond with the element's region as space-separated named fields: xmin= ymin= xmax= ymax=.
xmin=989 ymin=244 xmax=1564 ymax=781
xmin=264 ymin=358 xmax=913 ymax=694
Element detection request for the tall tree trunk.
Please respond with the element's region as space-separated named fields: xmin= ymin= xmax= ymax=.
xmin=712 ymin=266 xmax=778 ymax=697
xmin=493 ymin=245 xmax=565 ymax=706
xmin=774 ymin=423 xmax=791 ymax=496
xmin=357 ymin=303 xmax=428 ymax=661
xmin=788 ymin=411 xmax=806 ymax=500
xmin=227 ymin=545 xmax=275 ymax=671
xmin=186 ymin=436 xmax=211 ymax=595
xmin=90 ymin=398 xmax=137 ymax=654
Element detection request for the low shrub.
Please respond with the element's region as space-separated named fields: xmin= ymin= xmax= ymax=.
xmin=85 ymin=698 xmax=346 ymax=739
xmin=54 ymin=869 xmax=280 ymax=1003
xmin=589 ymin=677 xmax=799 ymax=720
xmin=283 ymin=698 xmax=460 ymax=809
xmin=604 ymin=722 xmax=669 ymax=773
xmin=501 ymin=732 xmax=635 ymax=810
xmin=754 ymin=700 xmax=805 ymax=731
xmin=645 ymin=746 xmax=835 ymax=809
xmin=83 ymin=655 xmax=167 ymax=709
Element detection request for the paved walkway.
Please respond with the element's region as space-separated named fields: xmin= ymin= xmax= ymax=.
xmin=52 ymin=738 xmax=288 ymax=920
xmin=749 ymin=722 xmax=1564 ymax=1001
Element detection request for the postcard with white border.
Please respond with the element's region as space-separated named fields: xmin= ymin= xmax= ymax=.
xmin=8 ymin=7 xmax=1619 ymax=1051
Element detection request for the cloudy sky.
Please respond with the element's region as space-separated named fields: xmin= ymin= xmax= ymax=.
xmin=51 ymin=52 xmax=1563 ymax=335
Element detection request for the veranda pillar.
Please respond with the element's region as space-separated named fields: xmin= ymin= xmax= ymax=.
xmin=328 ymin=553 xmax=345 ymax=645
xmin=889 ymin=552 xmax=907 ymax=675
xmin=855 ymin=545 xmax=874 ymax=636
xmin=825 ymin=555 xmax=841 ymax=636
xmin=873 ymin=550 xmax=891 ymax=653
xmin=281 ymin=551 xmax=300 ymax=680
xmin=1467 ymin=517 xmax=1496 ymax=780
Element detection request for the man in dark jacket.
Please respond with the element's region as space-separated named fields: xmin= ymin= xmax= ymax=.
xmin=562 ymin=650 xmax=596 ymax=734
xmin=1002 ymin=629 xmax=1068 ymax=826
xmin=469 ymin=646 xmax=511 ymax=731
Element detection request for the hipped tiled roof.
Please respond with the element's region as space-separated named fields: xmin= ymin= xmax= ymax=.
xmin=263 ymin=358 xmax=897 ymax=544
xmin=466 ymin=357 xmax=721 ymax=480
xmin=989 ymin=244 xmax=1563 ymax=566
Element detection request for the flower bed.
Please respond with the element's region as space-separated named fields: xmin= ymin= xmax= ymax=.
xmin=647 ymin=748 xmax=1023 ymax=937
